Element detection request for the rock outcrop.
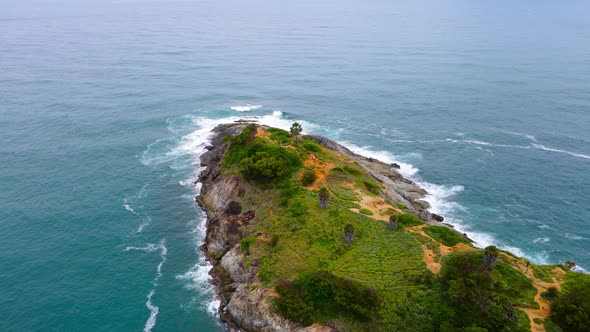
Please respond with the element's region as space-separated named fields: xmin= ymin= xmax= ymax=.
xmin=196 ymin=123 xmax=450 ymax=331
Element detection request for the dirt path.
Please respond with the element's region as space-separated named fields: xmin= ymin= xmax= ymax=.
xmin=406 ymin=225 xmax=476 ymax=274
xmin=504 ymin=255 xmax=567 ymax=332
xmin=349 ymin=189 xmax=394 ymax=221
xmin=299 ymin=153 xmax=335 ymax=190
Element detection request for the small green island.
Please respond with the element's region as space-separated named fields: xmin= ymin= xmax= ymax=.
xmin=196 ymin=123 xmax=590 ymax=332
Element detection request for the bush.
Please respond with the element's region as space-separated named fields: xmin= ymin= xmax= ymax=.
xmin=551 ymin=292 xmax=590 ymax=332
xmin=240 ymin=237 xmax=256 ymax=255
xmin=398 ymin=213 xmax=424 ymax=226
xmin=223 ymin=134 xmax=303 ymax=181
xmin=274 ymin=270 xmax=380 ymax=324
xmin=274 ymin=279 xmax=314 ymax=324
xmin=342 ymin=165 xmax=361 ymax=177
xmin=241 ymin=152 xmax=291 ymax=179
xmin=359 ymin=208 xmax=374 ymax=216
xmin=362 ymin=180 xmax=380 ymax=194
xmin=301 ymin=169 xmax=317 ymax=186
xmin=268 ymin=128 xmax=291 ymax=143
xmin=424 ymin=226 xmax=471 ymax=246
xmin=289 ymin=201 xmax=307 ymax=217
xmin=551 ymin=273 xmax=590 ymax=332
xmin=302 ymin=141 xmax=322 ymax=153
xmin=542 ymin=287 xmax=559 ymax=301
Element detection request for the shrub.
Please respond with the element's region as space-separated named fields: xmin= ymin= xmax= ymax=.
xmin=280 ymin=185 xmax=300 ymax=206
xmin=551 ymin=273 xmax=590 ymax=332
xmin=342 ymin=165 xmax=361 ymax=177
xmin=541 ymin=287 xmax=559 ymax=301
xmin=301 ymin=169 xmax=317 ymax=186
xmin=302 ymin=141 xmax=322 ymax=153
xmin=551 ymin=292 xmax=590 ymax=331
xmin=241 ymin=152 xmax=291 ymax=179
xmin=289 ymin=201 xmax=307 ymax=217
xmin=274 ymin=279 xmax=314 ymax=325
xmin=268 ymin=128 xmax=291 ymax=143
xmin=362 ymin=180 xmax=380 ymax=194
xmin=223 ymin=135 xmax=303 ymax=181
xmin=274 ymin=270 xmax=380 ymax=324
xmin=359 ymin=208 xmax=373 ymax=216
xmin=423 ymin=226 xmax=471 ymax=246
xmin=398 ymin=213 xmax=424 ymax=226
xmin=240 ymin=237 xmax=256 ymax=255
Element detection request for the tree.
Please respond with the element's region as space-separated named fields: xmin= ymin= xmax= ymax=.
xmin=388 ymin=215 xmax=398 ymax=231
xmin=290 ymin=122 xmax=302 ymax=143
xmin=240 ymin=152 xmax=290 ymax=179
xmin=483 ymin=246 xmax=499 ymax=271
xmin=344 ymin=224 xmax=355 ymax=244
xmin=565 ymin=260 xmax=576 ymax=270
xmin=319 ymin=187 xmax=329 ymax=209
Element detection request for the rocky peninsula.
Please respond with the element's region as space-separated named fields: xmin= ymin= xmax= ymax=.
xmin=196 ymin=123 xmax=589 ymax=332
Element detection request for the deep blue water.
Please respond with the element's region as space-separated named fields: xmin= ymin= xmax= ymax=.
xmin=1 ymin=0 xmax=589 ymax=330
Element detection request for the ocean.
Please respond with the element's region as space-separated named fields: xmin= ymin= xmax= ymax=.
xmin=1 ymin=0 xmax=589 ymax=330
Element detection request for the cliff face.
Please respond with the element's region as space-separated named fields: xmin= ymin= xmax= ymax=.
xmin=196 ymin=123 xmax=443 ymax=331
xmin=197 ymin=124 xmax=327 ymax=332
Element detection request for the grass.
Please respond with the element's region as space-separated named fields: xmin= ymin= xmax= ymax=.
xmin=398 ymin=213 xmax=425 ymax=226
xmin=358 ymin=208 xmax=373 ymax=215
xmin=532 ymin=264 xmax=555 ymax=283
xmin=217 ymin=125 xmax=548 ymax=331
xmin=423 ymin=226 xmax=470 ymax=246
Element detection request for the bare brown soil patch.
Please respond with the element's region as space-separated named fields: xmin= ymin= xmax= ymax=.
xmin=299 ymin=153 xmax=336 ymax=190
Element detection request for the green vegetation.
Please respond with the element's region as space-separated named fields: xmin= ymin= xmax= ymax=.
xmin=541 ymin=287 xmax=559 ymax=301
xmin=361 ymin=179 xmax=380 ymax=194
xmin=550 ymin=271 xmax=590 ymax=332
xmin=423 ymin=226 xmax=471 ymax=246
xmin=290 ymin=122 xmax=302 ymax=142
xmin=302 ymin=141 xmax=322 ymax=153
xmin=267 ymin=127 xmax=291 ymax=143
xmin=301 ymin=169 xmax=317 ymax=186
xmin=532 ymin=264 xmax=556 ymax=283
xmin=438 ymin=252 xmax=533 ymax=331
xmin=275 ymin=270 xmax=380 ymax=324
xmin=358 ymin=208 xmax=373 ymax=215
xmin=397 ymin=213 xmax=424 ymax=226
xmin=240 ymin=237 xmax=256 ymax=255
xmin=215 ymin=124 xmax=588 ymax=332
xmin=222 ymin=125 xmax=302 ymax=183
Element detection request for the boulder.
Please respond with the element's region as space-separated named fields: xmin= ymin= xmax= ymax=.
xmin=431 ymin=213 xmax=444 ymax=222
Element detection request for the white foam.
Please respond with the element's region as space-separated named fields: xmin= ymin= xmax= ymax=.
xmin=124 ymin=243 xmax=160 ymax=252
xmin=231 ymin=104 xmax=263 ymax=112
xmin=176 ymin=216 xmax=220 ymax=316
xmin=565 ymin=233 xmax=587 ymax=240
xmin=501 ymin=130 xmax=538 ymax=142
xmin=144 ymin=290 xmax=159 ymax=332
xmin=136 ymin=216 xmax=151 ymax=233
xmin=533 ymin=237 xmax=550 ymax=244
xmin=123 ymin=184 xmax=149 ymax=215
xmin=531 ymin=143 xmax=590 ymax=160
xmin=335 ymin=141 xmax=551 ymax=262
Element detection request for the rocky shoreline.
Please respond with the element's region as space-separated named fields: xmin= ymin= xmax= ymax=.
xmin=195 ymin=122 xmax=467 ymax=331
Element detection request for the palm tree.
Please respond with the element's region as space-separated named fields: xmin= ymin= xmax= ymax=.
xmin=319 ymin=187 xmax=329 ymax=209
xmin=290 ymin=122 xmax=302 ymax=143
xmin=344 ymin=224 xmax=355 ymax=244
xmin=565 ymin=260 xmax=576 ymax=270
xmin=483 ymin=246 xmax=499 ymax=271
xmin=388 ymin=215 xmax=398 ymax=231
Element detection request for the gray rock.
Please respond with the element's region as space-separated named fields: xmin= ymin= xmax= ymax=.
xmin=431 ymin=213 xmax=444 ymax=222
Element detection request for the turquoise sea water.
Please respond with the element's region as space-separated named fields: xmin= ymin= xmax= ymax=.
xmin=1 ymin=0 xmax=589 ymax=330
